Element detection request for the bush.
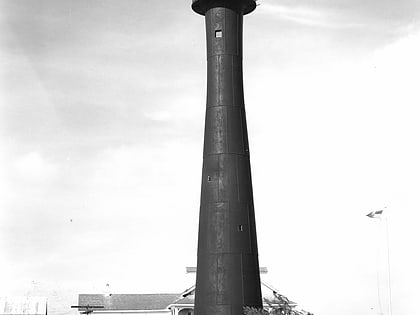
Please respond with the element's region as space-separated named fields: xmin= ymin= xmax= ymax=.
xmin=243 ymin=292 xmax=313 ymax=315
xmin=243 ymin=307 xmax=268 ymax=315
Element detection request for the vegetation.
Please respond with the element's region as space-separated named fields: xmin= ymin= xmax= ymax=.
xmin=243 ymin=292 xmax=313 ymax=315
xmin=243 ymin=306 xmax=268 ymax=315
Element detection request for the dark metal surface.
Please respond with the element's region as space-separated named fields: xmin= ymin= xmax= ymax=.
xmin=193 ymin=2 xmax=262 ymax=315
xmin=192 ymin=0 xmax=256 ymax=15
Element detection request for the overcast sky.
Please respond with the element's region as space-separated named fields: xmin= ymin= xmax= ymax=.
xmin=1 ymin=1 xmax=420 ymax=314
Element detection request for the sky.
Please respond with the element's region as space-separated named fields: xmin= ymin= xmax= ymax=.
xmin=1 ymin=0 xmax=420 ymax=314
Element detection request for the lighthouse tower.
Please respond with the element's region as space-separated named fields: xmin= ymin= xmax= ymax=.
xmin=192 ymin=1 xmax=263 ymax=314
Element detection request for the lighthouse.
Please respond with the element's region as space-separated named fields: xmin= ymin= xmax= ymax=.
xmin=192 ymin=1 xmax=263 ymax=314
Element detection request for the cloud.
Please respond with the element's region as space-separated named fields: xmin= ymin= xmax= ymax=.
xmin=258 ymin=3 xmax=348 ymax=28
xmin=0 ymin=149 xmax=62 ymax=212
xmin=14 ymin=151 xmax=59 ymax=182
xmin=257 ymin=0 xmax=420 ymax=48
xmin=0 ymin=0 xmax=204 ymax=158
xmin=374 ymin=30 xmax=420 ymax=72
xmin=260 ymin=0 xmax=420 ymax=25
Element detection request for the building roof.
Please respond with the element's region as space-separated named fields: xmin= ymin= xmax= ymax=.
xmin=79 ymin=282 xmax=306 ymax=313
xmin=79 ymin=282 xmax=291 ymax=310
xmin=170 ymin=295 xmax=194 ymax=306
xmin=78 ymin=294 xmax=180 ymax=311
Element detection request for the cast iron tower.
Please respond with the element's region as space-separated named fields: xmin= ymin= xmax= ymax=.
xmin=192 ymin=1 xmax=262 ymax=314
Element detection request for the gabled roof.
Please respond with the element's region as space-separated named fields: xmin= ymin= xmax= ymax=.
xmin=170 ymin=295 xmax=194 ymax=306
xmin=78 ymin=294 xmax=180 ymax=311
xmin=79 ymin=282 xmax=303 ymax=312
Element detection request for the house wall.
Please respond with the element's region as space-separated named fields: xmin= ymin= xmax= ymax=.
xmin=0 ymin=297 xmax=47 ymax=315
xmin=177 ymin=309 xmax=193 ymax=315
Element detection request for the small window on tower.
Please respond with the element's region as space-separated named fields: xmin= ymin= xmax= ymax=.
xmin=215 ymin=30 xmax=223 ymax=38
xmin=238 ymin=225 xmax=243 ymax=232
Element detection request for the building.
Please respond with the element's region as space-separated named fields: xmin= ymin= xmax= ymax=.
xmin=78 ymin=281 xmax=311 ymax=315
xmin=0 ymin=297 xmax=47 ymax=315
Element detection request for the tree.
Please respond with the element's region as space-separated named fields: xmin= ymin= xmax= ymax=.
xmin=243 ymin=293 xmax=313 ymax=315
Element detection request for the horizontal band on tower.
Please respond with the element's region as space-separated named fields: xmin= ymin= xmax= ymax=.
xmin=192 ymin=0 xmax=257 ymax=15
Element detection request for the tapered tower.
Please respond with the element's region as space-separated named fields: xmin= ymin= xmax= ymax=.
xmin=192 ymin=1 xmax=262 ymax=314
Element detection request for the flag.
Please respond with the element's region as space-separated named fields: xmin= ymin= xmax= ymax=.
xmin=366 ymin=210 xmax=383 ymax=218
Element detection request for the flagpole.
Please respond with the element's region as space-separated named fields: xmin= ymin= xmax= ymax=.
xmin=384 ymin=216 xmax=393 ymax=315
xmin=366 ymin=208 xmax=393 ymax=315
xmin=374 ymin=221 xmax=383 ymax=315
